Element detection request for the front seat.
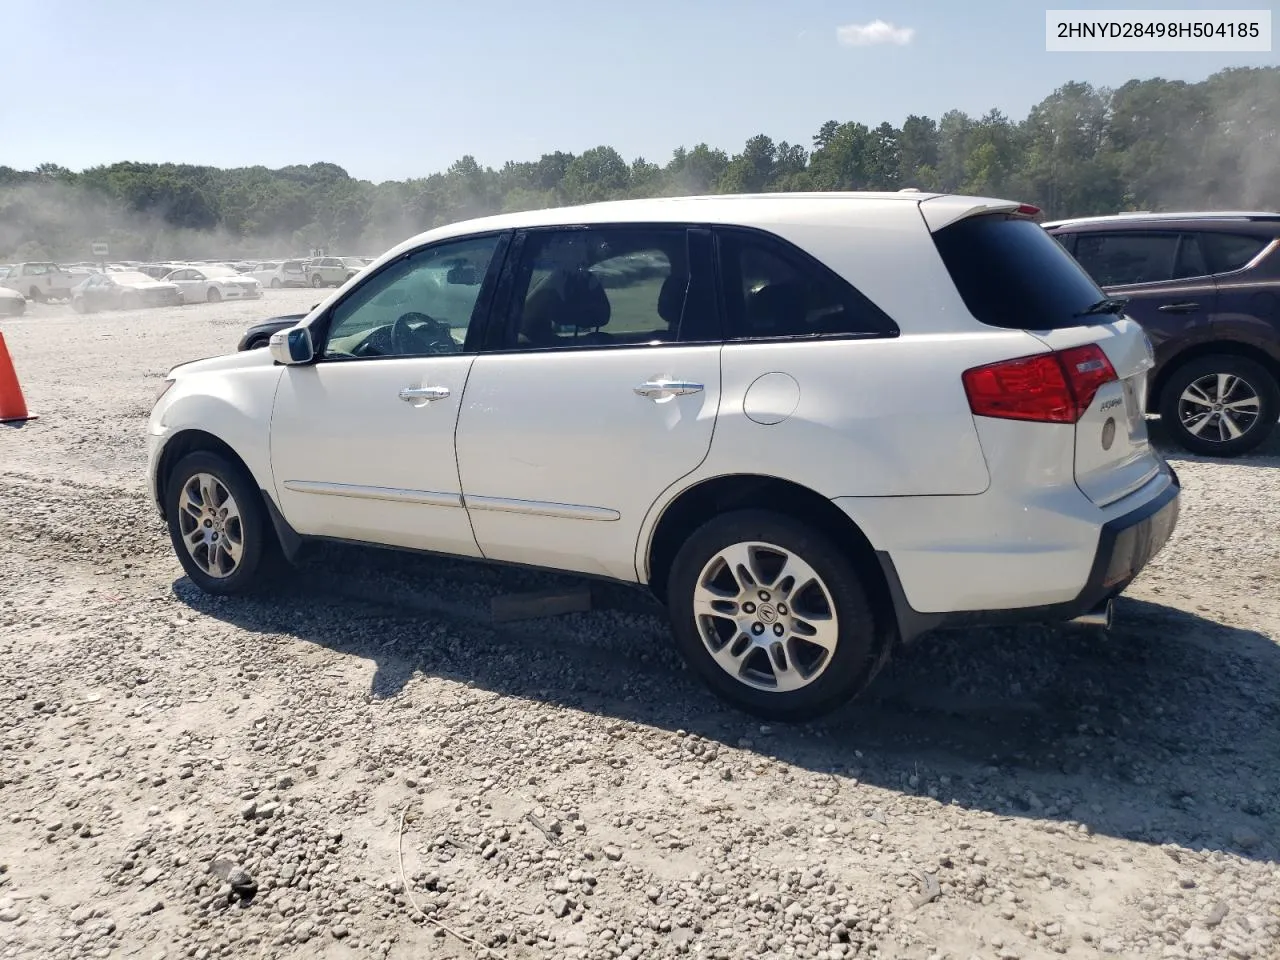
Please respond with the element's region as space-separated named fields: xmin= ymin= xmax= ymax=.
xmin=562 ymin=270 xmax=611 ymax=342
xmin=519 ymin=269 xmax=570 ymax=347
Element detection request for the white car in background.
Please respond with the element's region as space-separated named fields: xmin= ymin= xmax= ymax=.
xmin=163 ymin=265 xmax=263 ymax=304
xmin=0 ymin=284 xmax=25 ymax=317
xmin=252 ymin=259 xmax=309 ymax=289
xmin=147 ymin=192 xmax=1180 ymax=721
xmin=304 ymin=256 xmax=363 ymax=287
xmin=5 ymin=262 xmax=75 ymax=301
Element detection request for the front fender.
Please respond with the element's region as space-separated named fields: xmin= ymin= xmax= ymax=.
xmin=148 ymin=365 xmax=285 ymax=509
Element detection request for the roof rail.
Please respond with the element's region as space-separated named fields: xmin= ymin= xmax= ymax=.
xmin=1044 ymin=210 xmax=1280 ymax=227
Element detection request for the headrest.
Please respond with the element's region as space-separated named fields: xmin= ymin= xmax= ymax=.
xmin=657 ymin=274 xmax=688 ymax=325
xmin=560 ymin=269 xmax=611 ymax=331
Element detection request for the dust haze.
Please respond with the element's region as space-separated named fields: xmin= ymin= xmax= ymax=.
xmin=1 ymin=66 xmax=1278 ymax=264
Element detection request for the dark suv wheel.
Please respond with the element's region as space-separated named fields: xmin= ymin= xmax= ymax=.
xmin=1158 ymin=354 xmax=1279 ymax=457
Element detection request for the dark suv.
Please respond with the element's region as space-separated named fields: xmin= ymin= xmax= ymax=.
xmin=1043 ymin=212 xmax=1280 ymax=457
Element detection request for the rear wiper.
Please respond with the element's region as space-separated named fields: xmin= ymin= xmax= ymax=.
xmin=1075 ymin=297 xmax=1129 ymax=318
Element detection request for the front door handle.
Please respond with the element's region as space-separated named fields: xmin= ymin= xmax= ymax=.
xmin=1157 ymin=301 xmax=1200 ymax=314
xmin=634 ymin=379 xmax=704 ymax=399
xmin=399 ymin=385 xmax=450 ymax=403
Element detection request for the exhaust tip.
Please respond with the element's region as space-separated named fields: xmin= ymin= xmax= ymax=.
xmin=1069 ymin=599 xmax=1114 ymax=629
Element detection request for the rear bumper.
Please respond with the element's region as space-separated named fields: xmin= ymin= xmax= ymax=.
xmin=872 ymin=468 xmax=1181 ymax=643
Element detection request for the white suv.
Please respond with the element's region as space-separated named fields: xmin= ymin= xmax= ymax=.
xmin=304 ymin=256 xmax=363 ymax=287
xmin=147 ymin=193 xmax=1181 ymax=721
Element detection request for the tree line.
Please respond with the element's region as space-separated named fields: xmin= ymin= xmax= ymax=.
xmin=1 ymin=67 xmax=1276 ymax=262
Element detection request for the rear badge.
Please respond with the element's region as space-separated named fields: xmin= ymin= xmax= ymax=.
xmin=1101 ymin=417 xmax=1116 ymax=451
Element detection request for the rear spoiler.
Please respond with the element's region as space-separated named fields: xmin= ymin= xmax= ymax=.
xmin=919 ymin=196 xmax=1040 ymax=232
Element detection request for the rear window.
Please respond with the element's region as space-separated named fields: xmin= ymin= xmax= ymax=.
xmin=932 ymin=214 xmax=1106 ymax=330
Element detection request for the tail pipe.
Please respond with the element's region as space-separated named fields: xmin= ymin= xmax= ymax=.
xmin=1069 ymin=599 xmax=1114 ymax=629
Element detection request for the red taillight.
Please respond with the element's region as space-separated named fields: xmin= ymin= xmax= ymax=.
xmin=962 ymin=344 xmax=1117 ymax=424
xmin=1015 ymin=203 xmax=1042 ymax=216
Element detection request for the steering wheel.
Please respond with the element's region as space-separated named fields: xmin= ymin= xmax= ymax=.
xmin=391 ymin=312 xmax=456 ymax=355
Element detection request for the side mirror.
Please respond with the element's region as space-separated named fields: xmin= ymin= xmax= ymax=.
xmin=269 ymin=326 xmax=314 ymax=365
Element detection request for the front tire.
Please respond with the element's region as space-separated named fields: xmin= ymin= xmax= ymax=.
xmin=28 ymin=287 xmax=43 ymax=303
xmin=270 ymin=278 xmax=282 ymax=289
xmin=311 ymin=274 xmax=324 ymax=288
xmin=207 ymin=287 xmax=221 ymax=303
xmin=1158 ymin=354 xmax=1279 ymax=457
xmin=164 ymin=451 xmax=278 ymax=595
xmin=666 ymin=509 xmax=883 ymax=722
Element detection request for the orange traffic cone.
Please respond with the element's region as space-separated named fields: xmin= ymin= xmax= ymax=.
xmin=0 ymin=331 xmax=36 ymax=424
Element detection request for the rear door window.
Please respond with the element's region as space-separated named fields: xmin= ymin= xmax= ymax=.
xmin=1201 ymin=232 xmax=1270 ymax=274
xmin=1071 ymin=232 xmax=1179 ymax=286
xmin=932 ymin=214 xmax=1105 ymax=330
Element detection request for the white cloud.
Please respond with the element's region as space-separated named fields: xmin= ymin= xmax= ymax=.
xmin=835 ymin=19 xmax=915 ymax=47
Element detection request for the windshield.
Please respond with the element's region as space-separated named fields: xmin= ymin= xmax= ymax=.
xmin=932 ymin=214 xmax=1107 ymax=330
xmin=110 ymin=272 xmax=153 ymax=284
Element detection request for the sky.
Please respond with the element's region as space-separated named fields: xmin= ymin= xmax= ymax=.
xmin=2 ymin=0 xmax=1275 ymax=183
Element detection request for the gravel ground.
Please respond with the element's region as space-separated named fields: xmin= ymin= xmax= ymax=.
xmin=1 ymin=295 xmax=1278 ymax=960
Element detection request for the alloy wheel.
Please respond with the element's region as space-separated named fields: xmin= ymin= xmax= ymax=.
xmin=176 ymin=472 xmax=244 ymax=578
xmin=1178 ymin=373 xmax=1261 ymax=443
xmin=692 ymin=541 xmax=838 ymax=693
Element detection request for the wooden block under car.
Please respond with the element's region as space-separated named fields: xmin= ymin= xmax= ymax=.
xmin=490 ymin=587 xmax=593 ymax=623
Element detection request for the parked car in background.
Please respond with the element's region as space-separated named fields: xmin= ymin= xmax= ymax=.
xmin=252 ymin=259 xmax=309 ymax=288
xmin=149 ymin=192 xmax=1179 ymax=721
xmin=0 ymin=285 xmax=25 ymax=317
xmin=5 ymin=262 xmax=75 ymax=301
xmin=71 ymin=271 xmax=183 ymax=313
xmin=163 ymin=265 xmax=263 ymax=304
xmin=1045 ymin=211 xmax=1280 ymax=457
xmin=237 ymin=312 xmax=308 ymax=350
xmin=303 ymin=256 xmax=360 ymax=287
xmin=63 ymin=265 xmax=101 ymax=285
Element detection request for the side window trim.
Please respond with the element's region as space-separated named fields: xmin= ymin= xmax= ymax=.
xmin=712 ymin=224 xmax=900 ymax=342
xmin=306 ymin=230 xmax=513 ymax=363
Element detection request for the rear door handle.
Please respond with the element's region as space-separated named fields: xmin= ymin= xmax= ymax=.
xmin=1157 ymin=302 xmax=1200 ymax=313
xmin=399 ymin=385 xmax=450 ymax=403
xmin=634 ymin=379 xmax=704 ymax=399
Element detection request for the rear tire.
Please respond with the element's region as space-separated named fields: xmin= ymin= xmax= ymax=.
xmin=164 ymin=451 xmax=280 ymax=596
xmin=72 ymin=297 xmax=87 ymax=314
xmin=270 ymin=278 xmax=282 ymax=289
xmin=28 ymin=287 xmax=43 ymax=303
xmin=1158 ymin=354 xmax=1279 ymax=457
xmin=207 ymin=287 xmax=221 ymax=303
xmin=311 ymin=274 xmax=324 ymax=288
xmin=666 ymin=509 xmax=884 ymax=722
